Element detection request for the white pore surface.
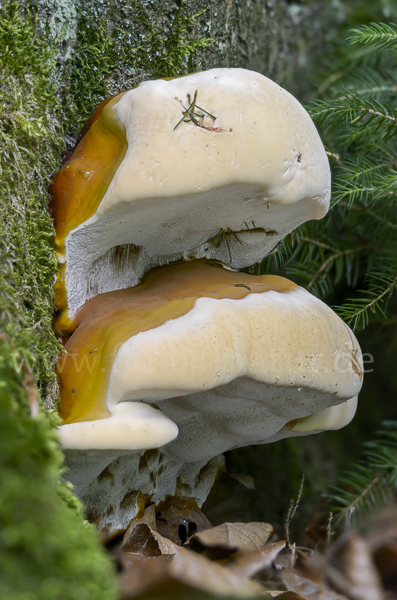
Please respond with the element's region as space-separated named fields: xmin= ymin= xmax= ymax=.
xmin=103 ymin=287 xmax=362 ymax=463
xmin=65 ymin=68 xmax=331 ymax=317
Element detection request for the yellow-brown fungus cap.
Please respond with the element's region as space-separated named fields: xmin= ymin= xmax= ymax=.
xmin=57 ymin=261 xmax=362 ymax=456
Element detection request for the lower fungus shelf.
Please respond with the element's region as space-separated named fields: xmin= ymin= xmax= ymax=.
xmin=57 ymin=261 xmax=363 ymax=533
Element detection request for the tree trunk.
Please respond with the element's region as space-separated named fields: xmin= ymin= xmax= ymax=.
xmin=0 ymin=1 xmax=341 ymax=598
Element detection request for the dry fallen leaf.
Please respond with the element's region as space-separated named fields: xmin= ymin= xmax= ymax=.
xmin=332 ymin=534 xmax=383 ymax=600
xmin=295 ymin=517 xmax=396 ymax=600
xmin=121 ymin=523 xmax=163 ymax=557
xmin=187 ymin=521 xmax=273 ymax=557
xmin=229 ymin=541 xmax=287 ymax=577
xmin=266 ymin=593 xmax=307 ymax=599
xmin=364 ymin=504 xmax=397 ymax=553
xmin=374 ymin=543 xmax=397 ymax=586
xmin=274 ymin=546 xmax=299 ymax=571
xmin=120 ymin=542 xmax=269 ymax=598
xmin=169 ymin=545 xmax=268 ymax=597
xmin=356 ymin=503 xmax=397 ymax=596
xmin=119 ymin=509 xmax=290 ymax=598
xmin=116 ymin=497 xmax=397 ymax=600
xmin=229 ymin=473 xmax=256 ymax=490
xmin=119 ymin=554 xmax=174 ymax=597
xmin=121 ymin=505 xmax=179 ymax=557
xmin=279 ymin=568 xmax=349 ymax=600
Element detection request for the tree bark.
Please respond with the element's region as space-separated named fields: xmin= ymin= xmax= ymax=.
xmin=0 ymin=1 xmax=342 ymax=598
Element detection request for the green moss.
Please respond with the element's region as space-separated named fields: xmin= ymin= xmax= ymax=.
xmin=65 ymin=2 xmax=213 ymax=132
xmin=0 ymin=340 xmax=117 ymax=600
xmin=0 ymin=3 xmax=117 ymax=598
xmin=0 ymin=2 xmax=60 ymax=390
xmin=129 ymin=2 xmax=213 ymax=78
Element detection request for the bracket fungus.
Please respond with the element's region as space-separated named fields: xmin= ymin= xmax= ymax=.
xmin=50 ymin=68 xmax=330 ymax=335
xmin=51 ymin=68 xmax=363 ymax=536
xmin=57 ymin=262 xmax=363 ymax=533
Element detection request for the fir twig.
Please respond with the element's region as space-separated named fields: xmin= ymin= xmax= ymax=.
xmin=348 ymin=22 xmax=397 ymax=50
xmin=277 ymin=21 xmax=397 ymax=329
xmin=326 ymin=421 xmax=397 ymax=529
xmin=339 ymin=202 xmax=397 ymax=230
xmin=339 ymin=270 xmax=397 ymax=327
xmin=307 ymin=244 xmax=374 ymax=290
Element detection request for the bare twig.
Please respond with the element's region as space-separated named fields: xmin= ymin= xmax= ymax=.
xmin=318 ymin=70 xmax=345 ymax=94
xmin=326 ymin=512 xmax=334 ymax=548
xmin=358 ymin=107 xmax=397 ymax=123
xmin=326 ymin=151 xmax=341 ymax=161
xmin=285 ymin=472 xmax=305 ymax=548
xmin=298 ymin=236 xmax=337 ymax=252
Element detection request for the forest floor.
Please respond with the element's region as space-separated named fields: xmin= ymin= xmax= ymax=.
xmin=101 ymin=481 xmax=397 ymax=600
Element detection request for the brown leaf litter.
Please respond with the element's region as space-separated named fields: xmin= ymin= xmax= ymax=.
xmin=111 ymin=499 xmax=397 ymax=599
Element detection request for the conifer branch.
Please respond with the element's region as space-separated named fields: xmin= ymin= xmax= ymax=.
xmin=326 ymin=422 xmax=397 ymax=528
xmin=339 ymin=202 xmax=397 ymax=229
xmin=346 ymin=272 xmax=397 ymax=321
xmin=285 ymin=21 xmax=397 ymax=328
xmin=290 ymin=21 xmax=397 ymax=535
xmin=307 ymin=244 xmax=374 ymax=290
xmin=348 ymin=22 xmax=397 ymax=50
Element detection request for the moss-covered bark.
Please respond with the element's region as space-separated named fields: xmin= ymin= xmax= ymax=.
xmin=0 ymin=340 xmax=117 ymax=600
xmin=0 ymin=1 xmax=353 ymax=598
xmin=0 ymin=5 xmax=117 ymax=597
xmin=33 ymin=0 xmax=348 ymax=132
